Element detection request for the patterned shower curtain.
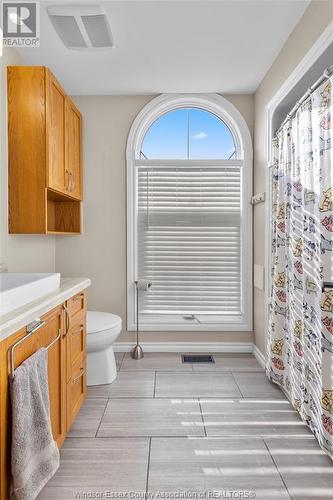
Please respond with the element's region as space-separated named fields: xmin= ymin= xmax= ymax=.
xmin=268 ymin=76 xmax=333 ymax=458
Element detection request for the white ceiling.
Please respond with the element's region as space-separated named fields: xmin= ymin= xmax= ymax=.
xmin=16 ymin=0 xmax=310 ymax=95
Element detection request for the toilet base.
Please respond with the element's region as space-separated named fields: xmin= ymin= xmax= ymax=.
xmin=87 ymin=345 xmax=117 ymax=386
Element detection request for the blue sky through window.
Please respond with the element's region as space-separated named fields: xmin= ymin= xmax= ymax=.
xmin=141 ymin=107 xmax=236 ymax=159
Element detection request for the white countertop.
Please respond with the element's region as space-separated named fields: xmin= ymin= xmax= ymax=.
xmin=0 ymin=277 xmax=91 ymax=342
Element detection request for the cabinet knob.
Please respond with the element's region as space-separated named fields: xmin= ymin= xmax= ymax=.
xmin=72 ymin=326 xmax=84 ymax=336
xmin=73 ymin=294 xmax=83 ymax=302
xmin=73 ymin=368 xmax=85 ymax=383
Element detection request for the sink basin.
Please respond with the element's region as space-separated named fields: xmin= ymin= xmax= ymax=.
xmin=0 ymin=273 xmax=61 ymax=316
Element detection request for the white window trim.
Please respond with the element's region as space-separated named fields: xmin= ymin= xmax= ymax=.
xmin=126 ymin=93 xmax=253 ymax=332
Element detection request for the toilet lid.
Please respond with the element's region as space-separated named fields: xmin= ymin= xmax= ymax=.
xmin=87 ymin=311 xmax=122 ymax=334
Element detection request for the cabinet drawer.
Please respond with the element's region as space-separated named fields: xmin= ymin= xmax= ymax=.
xmin=67 ymin=290 xmax=87 ymax=318
xmin=67 ymin=314 xmax=86 ymax=381
xmin=67 ymin=355 xmax=86 ymax=431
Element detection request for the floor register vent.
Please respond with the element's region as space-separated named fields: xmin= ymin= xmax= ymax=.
xmin=182 ymin=355 xmax=215 ymax=363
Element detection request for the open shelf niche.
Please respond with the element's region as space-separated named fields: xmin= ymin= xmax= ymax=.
xmin=47 ymin=189 xmax=81 ymax=234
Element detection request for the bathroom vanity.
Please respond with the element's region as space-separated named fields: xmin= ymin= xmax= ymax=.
xmin=0 ymin=277 xmax=90 ymax=499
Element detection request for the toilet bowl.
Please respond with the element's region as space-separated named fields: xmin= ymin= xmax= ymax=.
xmin=86 ymin=311 xmax=122 ymax=386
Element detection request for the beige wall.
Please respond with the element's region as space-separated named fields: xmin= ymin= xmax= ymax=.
xmin=0 ymin=48 xmax=56 ymax=272
xmin=253 ymin=0 xmax=333 ymax=354
xmin=55 ymin=94 xmax=254 ymax=344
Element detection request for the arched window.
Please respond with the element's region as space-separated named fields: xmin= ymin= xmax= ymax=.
xmin=127 ymin=94 xmax=252 ymax=331
xmin=141 ymin=108 xmax=236 ymax=160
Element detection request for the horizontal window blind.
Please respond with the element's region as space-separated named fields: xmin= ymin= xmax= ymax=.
xmin=137 ymin=163 xmax=242 ymax=316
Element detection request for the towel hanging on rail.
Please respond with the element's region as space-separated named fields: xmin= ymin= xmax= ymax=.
xmin=10 ymin=348 xmax=60 ymax=500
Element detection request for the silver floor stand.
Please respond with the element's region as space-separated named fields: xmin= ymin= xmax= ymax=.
xmin=131 ymin=281 xmax=144 ymax=359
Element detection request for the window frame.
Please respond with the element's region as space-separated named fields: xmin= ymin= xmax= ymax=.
xmin=127 ymin=94 xmax=253 ymax=332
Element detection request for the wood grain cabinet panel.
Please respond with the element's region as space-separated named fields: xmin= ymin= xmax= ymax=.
xmin=66 ymin=316 xmax=86 ymax=381
xmin=7 ymin=66 xmax=83 ymax=234
xmin=46 ymin=71 xmax=67 ymax=195
xmin=41 ymin=307 xmax=67 ymax=448
xmin=66 ymin=99 xmax=82 ymax=200
xmin=67 ymin=291 xmax=87 ymax=318
xmin=7 ymin=66 xmax=47 ymax=234
xmin=64 ymin=291 xmax=87 ymax=430
xmin=66 ymin=355 xmax=87 ymax=432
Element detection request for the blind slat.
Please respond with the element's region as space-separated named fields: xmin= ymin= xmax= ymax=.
xmin=137 ymin=164 xmax=242 ymax=315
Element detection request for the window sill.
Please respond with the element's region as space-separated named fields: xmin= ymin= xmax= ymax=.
xmin=127 ymin=320 xmax=252 ymax=332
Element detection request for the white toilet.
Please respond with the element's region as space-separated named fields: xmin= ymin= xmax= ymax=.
xmin=86 ymin=311 xmax=122 ymax=386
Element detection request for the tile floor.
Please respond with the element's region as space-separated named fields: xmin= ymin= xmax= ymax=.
xmin=38 ymin=352 xmax=333 ymax=499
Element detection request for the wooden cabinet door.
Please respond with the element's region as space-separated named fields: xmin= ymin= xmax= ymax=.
xmin=46 ymin=70 xmax=68 ymax=195
xmin=38 ymin=306 xmax=67 ymax=448
xmin=66 ymin=99 xmax=82 ymax=200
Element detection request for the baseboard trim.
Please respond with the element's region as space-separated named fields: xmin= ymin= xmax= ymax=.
xmin=252 ymin=344 xmax=266 ymax=368
xmin=114 ymin=342 xmax=253 ymax=353
xmin=115 ymin=341 xmax=267 ymax=367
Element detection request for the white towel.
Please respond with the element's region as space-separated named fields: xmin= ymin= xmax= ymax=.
xmin=10 ymin=348 xmax=60 ymax=500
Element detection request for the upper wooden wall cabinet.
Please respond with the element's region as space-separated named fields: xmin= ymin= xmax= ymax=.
xmin=7 ymin=66 xmax=83 ymax=234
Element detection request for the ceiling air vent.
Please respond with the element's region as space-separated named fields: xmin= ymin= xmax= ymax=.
xmin=47 ymin=5 xmax=114 ymax=50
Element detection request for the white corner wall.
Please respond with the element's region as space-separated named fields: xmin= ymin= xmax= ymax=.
xmin=0 ymin=48 xmax=56 ymax=272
